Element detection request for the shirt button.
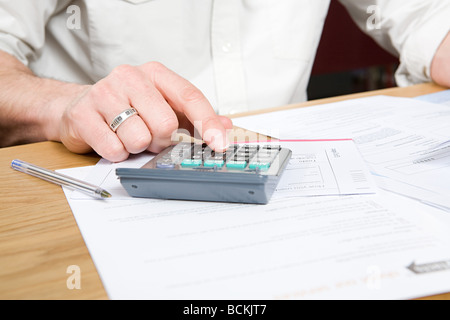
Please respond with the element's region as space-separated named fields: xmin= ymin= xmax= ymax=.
xmin=222 ymin=42 xmax=232 ymax=53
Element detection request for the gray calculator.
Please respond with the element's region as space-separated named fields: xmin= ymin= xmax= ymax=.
xmin=116 ymin=142 xmax=292 ymax=204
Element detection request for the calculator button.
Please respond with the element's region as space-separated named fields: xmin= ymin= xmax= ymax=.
xmin=232 ymin=156 xmax=249 ymax=162
xmin=156 ymin=159 xmax=175 ymax=169
xmin=248 ymin=162 xmax=271 ymax=171
xmin=252 ymin=156 xmax=274 ymax=163
xmin=181 ymin=159 xmax=202 ymax=167
xmin=226 ymin=161 xmax=247 ymax=169
xmin=257 ymin=150 xmax=278 ymax=156
xmin=236 ymin=151 xmax=255 ymax=157
xmin=206 ymin=155 xmax=226 ymax=161
xmin=225 ymin=151 xmax=237 ymax=158
xmin=261 ymin=145 xmax=281 ymax=150
xmin=203 ymin=160 xmax=225 ymax=168
xmin=192 ymin=149 xmax=203 ymax=155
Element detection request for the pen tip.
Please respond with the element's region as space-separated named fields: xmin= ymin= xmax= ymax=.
xmin=101 ymin=191 xmax=112 ymax=198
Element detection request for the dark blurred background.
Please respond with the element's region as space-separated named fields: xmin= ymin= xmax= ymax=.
xmin=307 ymin=0 xmax=399 ymax=100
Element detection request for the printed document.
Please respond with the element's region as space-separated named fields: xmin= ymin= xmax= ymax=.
xmin=233 ymin=96 xmax=450 ymax=211
xmin=60 ymin=165 xmax=450 ymax=299
xmin=415 ymin=90 xmax=450 ymax=154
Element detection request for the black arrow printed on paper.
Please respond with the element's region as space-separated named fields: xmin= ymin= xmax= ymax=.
xmin=407 ymin=260 xmax=450 ymax=274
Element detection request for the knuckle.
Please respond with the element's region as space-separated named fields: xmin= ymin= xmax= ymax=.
xmin=64 ymin=103 xmax=86 ymax=124
xmin=202 ymin=115 xmax=220 ymax=129
xmin=152 ymin=115 xmax=179 ymax=138
xmin=148 ymin=140 xmax=172 ymax=154
xmin=94 ymin=129 xmax=127 ymax=161
xmin=144 ymin=61 xmax=167 ymax=73
xmin=179 ymin=85 xmax=205 ymax=104
xmin=101 ymin=142 xmax=128 ymax=162
xmin=108 ymin=64 xmax=144 ymax=87
xmin=130 ymin=131 xmax=152 ymax=152
xmin=201 ymin=116 xmax=223 ymax=139
xmin=90 ymin=79 xmax=114 ymax=102
xmin=111 ymin=64 xmax=136 ymax=78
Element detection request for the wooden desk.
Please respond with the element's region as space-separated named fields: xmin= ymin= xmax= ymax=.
xmin=1 ymin=83 xmax=449 ymax=300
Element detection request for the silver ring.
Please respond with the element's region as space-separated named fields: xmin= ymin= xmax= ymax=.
xmin=109 ymin=108 xmax=139 ymax=132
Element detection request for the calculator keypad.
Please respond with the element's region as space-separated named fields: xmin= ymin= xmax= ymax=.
xmin=156 ymin=143 xmax=282 ymax=172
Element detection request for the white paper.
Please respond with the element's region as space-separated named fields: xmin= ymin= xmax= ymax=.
xmin=233 ymin=96 xmax=450 ymax=210
xmin=69 ymin=153 xmax=154 ymax=200
xmin=60 ymin=164 xmax=450 ymax=300
xmin=274 ymin=140 xmax=376 ymax=197
xmin=416 ymin=89 xmax=450 ymax=107
xmin=415 ymin=90 xmax=450 ymax=157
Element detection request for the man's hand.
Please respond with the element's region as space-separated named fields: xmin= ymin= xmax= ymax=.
xmin=0 ymin=51 xmax=232 ymax=162
xmin=431 ymin=32 xmax=450 ymax=88
xmin=59 ymin=62 xmax=232 ymax=162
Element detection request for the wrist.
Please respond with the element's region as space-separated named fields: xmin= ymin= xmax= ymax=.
xmin=0 ymin=50 xmax=91 ymax=147
xmin=38 ymin=79 xmax=91 ymax=142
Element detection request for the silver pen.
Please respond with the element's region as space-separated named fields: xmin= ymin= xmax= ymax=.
xmin=11 ymin=159 xmax=112 ymax=199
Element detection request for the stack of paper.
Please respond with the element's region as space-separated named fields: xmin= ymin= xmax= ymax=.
xmin=233 ymin=95 xmax=450 ymax=212
xmin=61 ymin=166 xmax=450 ymax=299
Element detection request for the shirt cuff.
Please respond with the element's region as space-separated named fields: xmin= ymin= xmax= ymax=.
xmin=0 ymin=32 xmax=34 ymax=66
xmin=397 ymin=10 xmax=450 ymax=86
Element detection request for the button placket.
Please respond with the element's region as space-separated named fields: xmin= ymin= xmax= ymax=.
xmin=211 ymin=0 xmax=248 ymax=115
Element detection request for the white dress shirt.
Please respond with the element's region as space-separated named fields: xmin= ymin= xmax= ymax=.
xmin=0 ymin=0 xmax=449 ymax=115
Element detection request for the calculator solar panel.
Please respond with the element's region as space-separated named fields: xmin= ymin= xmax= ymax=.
xmin=116 ymin=143 xmax=292 ymax=204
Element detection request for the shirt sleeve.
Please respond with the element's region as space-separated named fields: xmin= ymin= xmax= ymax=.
xmin=0 ymin=0 xmax=62 ymax=66
xmin=338 ymin=0 xmax=450 ymax=86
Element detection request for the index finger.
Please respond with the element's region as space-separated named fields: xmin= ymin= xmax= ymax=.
xmin=138 ymin=62 xmax=230 ymax=151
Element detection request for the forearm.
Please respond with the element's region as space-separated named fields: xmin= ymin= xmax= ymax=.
xmin=0 ymin=51 xmax=88 ymax=147
xmin=431 ymin=32 xmax=450 ymax=88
